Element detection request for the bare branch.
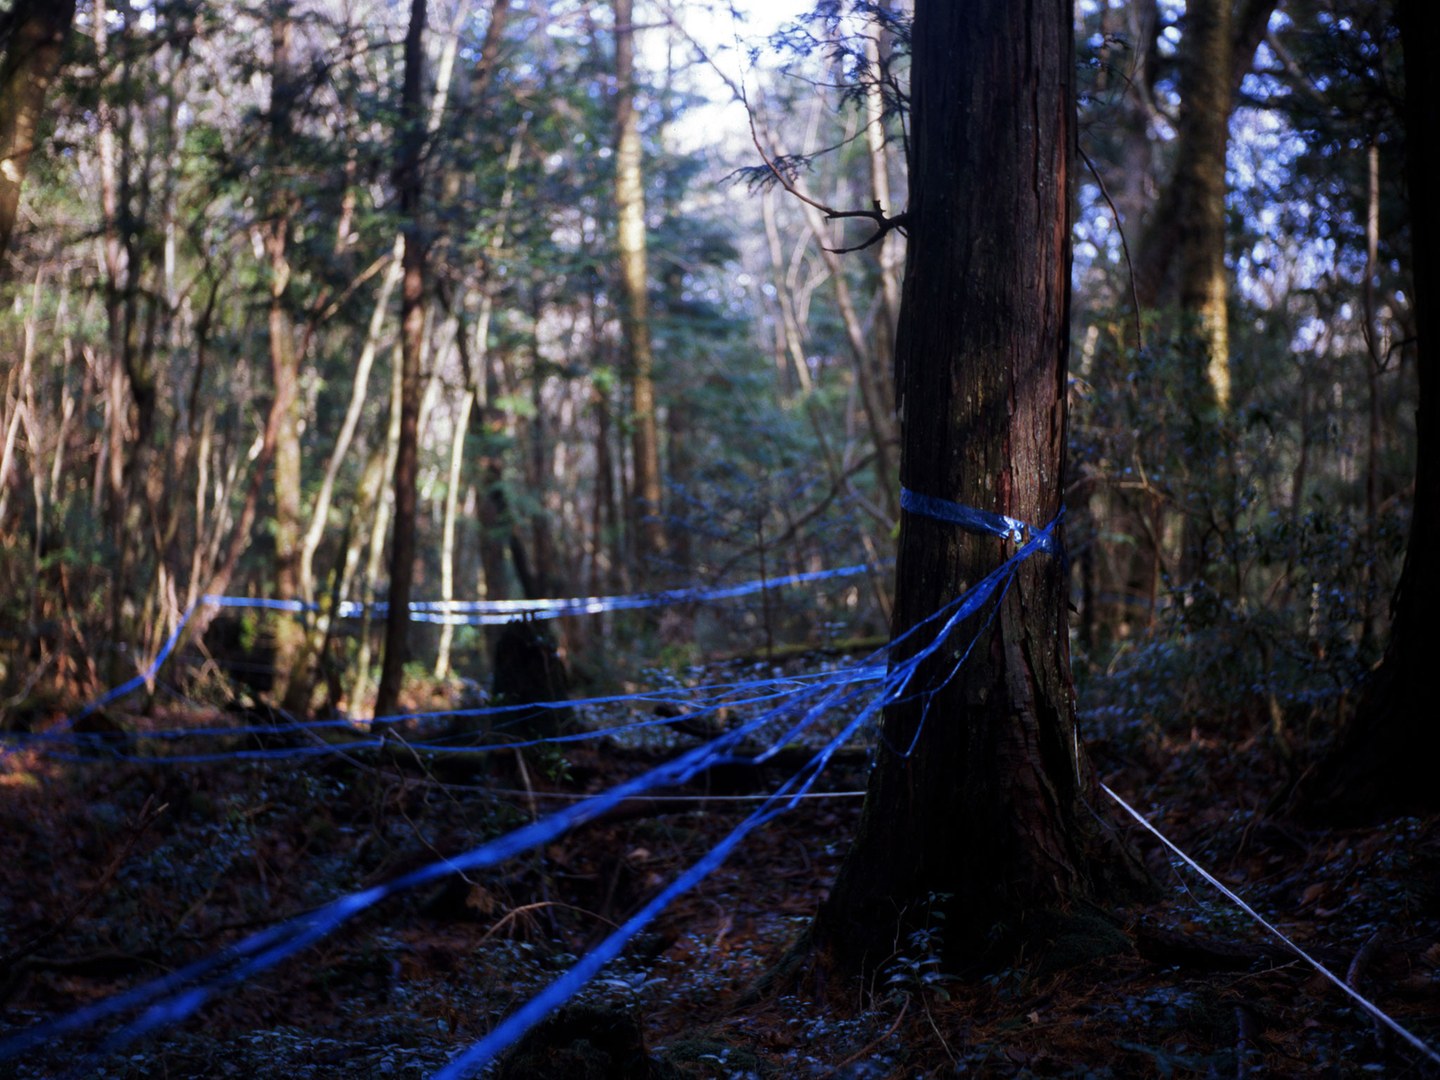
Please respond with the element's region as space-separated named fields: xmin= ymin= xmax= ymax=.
xmin=657 ymin=0 xmax=908 ymax=255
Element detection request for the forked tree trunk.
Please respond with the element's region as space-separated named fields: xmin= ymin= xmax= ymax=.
xmin=1132 ymin=0 xmax=1278 ymax=318
xmin=814 ymin=0 xmax=1132 ymax=974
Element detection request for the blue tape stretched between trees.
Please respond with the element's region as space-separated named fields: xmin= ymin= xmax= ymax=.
xmin=0 ymin=561 xmax=878 ymax=762
xmin=900 ymin=486 xmax=1058 ymax=554
xmin=0 ymin=524 xmax=1055 ymax=1073
xmin=10 ymin=512 xmax=1421 ymax=1076
xmin=204 ymin=562 xmax=875 ymax=626
xmin=434 ymin=520 xmax=1059 ymax=1077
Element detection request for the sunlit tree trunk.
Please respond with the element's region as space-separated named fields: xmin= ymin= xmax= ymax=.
xmin=374 ymin=0 xmax=429 ymax=719
xmin=815 ymin=0 xmax=1132 ymax=974
xmin=1173 ymin=0 xmax=1233 ymax=416
xmin=1132 ymin=0 xmax=1278 ymax=317
xmin=796 ymin=190 xmax=899 ymax=520
xmin=351 ymin=353 xmax=403 ymax=713
xmin=613 ymin=0 xmax=666 ymax=575
xmin=436 ymin=123 xmax=524 ymax=676
xmin=863 ymin=24 xmax=902 ymax=380
xmin=0 ymin=0 xmax=75 ymax=271
xmin=760 ymin=188 xmax=813 ymax=398
xmin=1123 ymin=0 xmax=1275 ymax=594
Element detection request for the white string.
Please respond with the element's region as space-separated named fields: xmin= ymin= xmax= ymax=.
xmin=482 ymin=787 xmax=868 ymax=803
xmin=1101 ymin=782 xmax=1440 ymax=1068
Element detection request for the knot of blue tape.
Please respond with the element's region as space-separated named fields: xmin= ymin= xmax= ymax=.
xmin=900 ymin=486 xmax=1057 ymax=554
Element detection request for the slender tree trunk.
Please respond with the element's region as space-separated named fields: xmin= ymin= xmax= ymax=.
xmin=266 ymin=1 xmax=306 ymax=704
xmin=94 ymin=0 xmax=160 ymax=656
xmin=473 ymin=327 xmax=514 ymax=607
xmin=350 ymin=350 xmax=403 ymax=712
xmin=1360 ymin=139 xmax=1383 ymax=651
xmin=592 ymin=372 xmax=620 ymax=595
xmin=0 ymin=0 xmax=75 ymax=271
xmin=434 ymin=387 xmax=474 ymax=679
xmin=761 ymin=188 xmax=813 ymax=397
xmin=613 ymin=0 xmax=666 ymax=574
xmin=815 ymin=0 xmax=1133 ymax=975
xmin=374 ymin=0 xmax=429 ymax=719
xmin=796 ymin=190 xmax=900 ymax=520
xmin=436 ymin=123 xmax=523 ymax=674
xmin=863 ymin=24 xmax=902 ymax=374
xmin=1173 ymin=0 xmax=1234 ymax=416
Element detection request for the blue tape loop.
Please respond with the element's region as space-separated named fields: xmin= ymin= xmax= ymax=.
xmin=900 ymin=486 xmax=1055 ymax=554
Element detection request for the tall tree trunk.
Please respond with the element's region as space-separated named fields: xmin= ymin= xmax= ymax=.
xmin=351 ymin=349 xmax=404 ymax=712
xmin=1360 ymin=138 xmax=1383 ymax=651
xmin=434 ymin=386 xmax=473 ymax=680
xmin=863 ymin=23 xmax=902 ymax=381
xmin=1174 ymin=0 xmax=1236 ymax=586
xmin=0 ymin=0 xmax=75 ymax=271
xmin=375 ymin=0 xmax=429 ymax=718
xmin=1301 ymin=0 xmax=1440 ymax=821
xmin=1173 ymin=0 xmax=1234 ymax=416
xmin=94 ymin=0 xmax=159 ymax=656
xmin=613 ymin=0 xmax=666 ymax=575
xmin=1131 ymin=0 xmax=1278 ymax=315
xmin=814 ymin=0 xmax=1132 ymax=975
xmin=266 ymin=1 xmax=306 ymax=705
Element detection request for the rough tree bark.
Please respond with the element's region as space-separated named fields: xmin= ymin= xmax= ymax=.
xmin=1301 ymin=0 xmax=1440 ymax=822
xmin=0 ymin=0 xmax=75 ymax=271
xmin=265 ymin=1 xmax=306 ymax=706
xmin=1172 ymin=0 xmax=1234 ymax=415
xmin=374 ymin=0 xmax=428 ymax=719
xmin=813 ymin=0 xmax=1133 ymax=975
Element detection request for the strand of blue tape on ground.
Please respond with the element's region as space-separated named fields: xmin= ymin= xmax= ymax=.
xmin=900 ymin=486 xmax=1058 ymax=554
xmin=6 ymin=665 xmax=887 ymax=763
xmin=433 ymin=527 xmax=1059 ymax=1077
xmin=0 ymin=664 xmax=854 ymax=1063
xmin=77 ymin=601 xmax=197 ymax=720
xmin=0 ymin=535 xmax=1037 ymax=1068
xmin=435 ymin=695 xmax=885 ymax=1079
xmin=15 ymin=670 xmax=889 ymax=768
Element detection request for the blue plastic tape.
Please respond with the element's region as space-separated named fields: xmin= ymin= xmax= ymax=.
xmin=900 ymin=487 xmax=1058 ymax=554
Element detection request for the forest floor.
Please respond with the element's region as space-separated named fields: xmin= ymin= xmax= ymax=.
xmin=2 ymin=648 xmax=1439 ymax=1079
